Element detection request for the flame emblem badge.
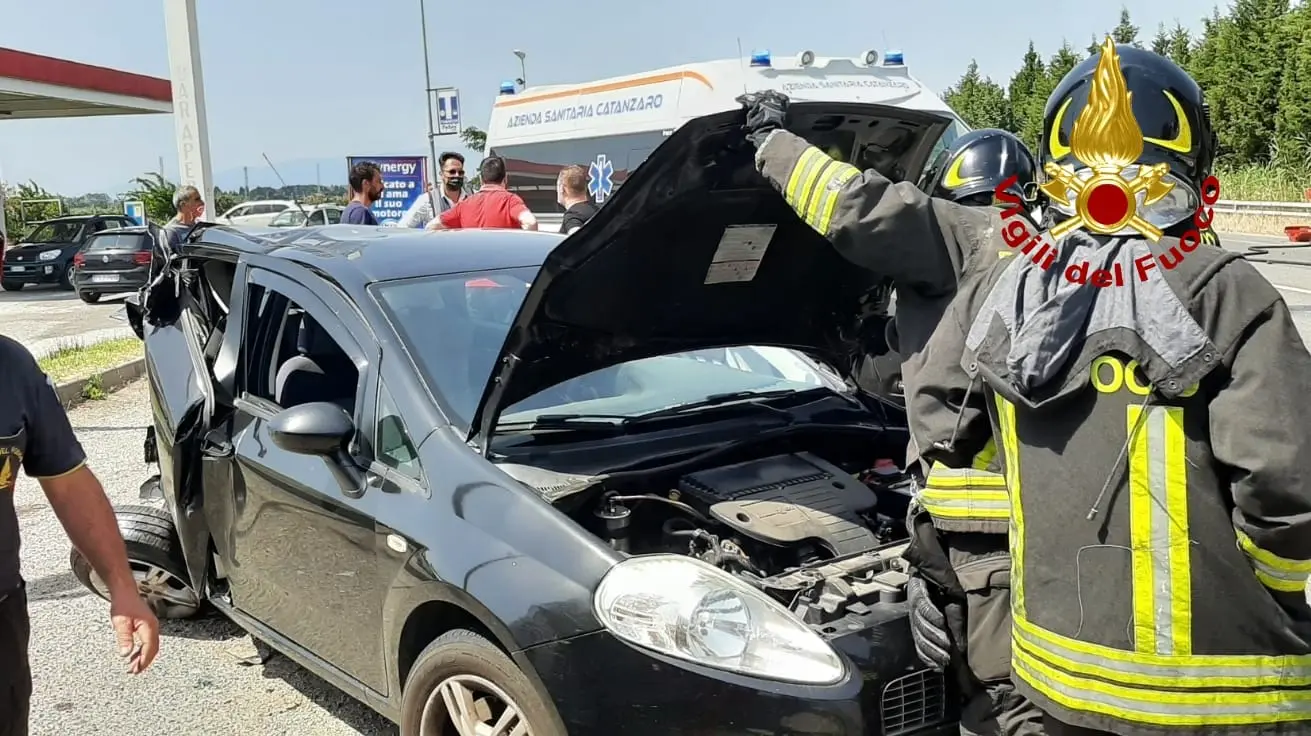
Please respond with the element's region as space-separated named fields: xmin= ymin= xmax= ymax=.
xmin=1040 ymin=37 xmax=1175 ymax=242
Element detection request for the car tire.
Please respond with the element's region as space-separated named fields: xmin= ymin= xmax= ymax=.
xmin=60 ymin=263 xmax=76 ymax=290
xmin=1 ymin=281 xmax=23 ymax=291
xmin=70 ymin=504 xmax=204 ymax=620
xmin=399 ymin=629 xmax=564 ymax=736
xmin=78 ymin=291 xmax=101 ymax=304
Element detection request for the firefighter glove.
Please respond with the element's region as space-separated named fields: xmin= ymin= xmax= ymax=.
xmin=907 ymin=575 xmax=953 ymax=671
xmin=735 ymin=90 xmax=789 ymax=148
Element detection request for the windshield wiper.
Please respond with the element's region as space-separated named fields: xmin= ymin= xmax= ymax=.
xmin=625 ymin=388 xmax=818 ymax=424
xmin=495 ymin=414 xmax=633 ymax=434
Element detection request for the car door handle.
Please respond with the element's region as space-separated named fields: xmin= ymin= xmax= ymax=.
xmin=201 ymin=435 xmax=233 ymax=458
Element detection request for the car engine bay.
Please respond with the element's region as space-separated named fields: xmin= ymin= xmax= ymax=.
xmin=502 ymin=436 xmax=919 ymax=635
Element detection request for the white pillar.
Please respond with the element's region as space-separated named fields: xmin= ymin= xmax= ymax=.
xmin=163 ymin=0 xmax=214 ymax=215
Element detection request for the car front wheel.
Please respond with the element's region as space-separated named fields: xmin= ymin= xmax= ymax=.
xmin=78 ymin=291 xmax=101 ymax=304
xmin=60 ymin=263 xmax=76 ymax=290
xmin=400 ymin=629 xmax=563 ymax=736
xmin=70 ymin=504 xmax=203 ymax=619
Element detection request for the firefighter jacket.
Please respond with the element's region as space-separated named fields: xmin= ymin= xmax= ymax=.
xmin=752 ymin=129 xmax=1015 ymax=452
xmin=905 ymin=228 xmax=1311 ymax=735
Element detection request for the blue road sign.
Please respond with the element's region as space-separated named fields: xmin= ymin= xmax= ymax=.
xmin=123 ymin=200 xmax=146 ymax=225
xmin=346 ymin=156 xmax=430 ymax=227
xmin=435 ymin=88 xmax=460 ymax=135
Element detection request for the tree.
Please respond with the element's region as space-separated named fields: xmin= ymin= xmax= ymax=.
xmin=1152 ymin=23 xmax=1172 ymax=55
xmin=1111 ymin=7 xmax=1142 ymax=47
xmin=1167 ymin=22 xmax=1193 ymax=68
xmin=125 ymin=172 xmax=178 ymax=224
xmin=460 ymin=126 xmax=486 ymax=153
xmin=1274 ymin=3 xmax=1311 ymax=169
xmin=943 ymin=61 xmax=1011 ymax=130
xmin=1008 ymin=42 xmax=1048 ymax=151
xmin=1201 ymin=0 xmax=1292 ymax=165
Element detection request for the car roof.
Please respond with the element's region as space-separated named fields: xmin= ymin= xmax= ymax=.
xmin=189 ymin=225 xmax=564 ymax=290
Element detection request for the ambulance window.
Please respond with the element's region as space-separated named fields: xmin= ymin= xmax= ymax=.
xmin=492 ymin=130 xmax=671 ymax=214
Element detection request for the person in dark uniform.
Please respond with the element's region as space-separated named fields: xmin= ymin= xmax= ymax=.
xmin=0 ymin=336 xmax=159 ymax=735
xmin=902 ymin=128 xmax=1047 ymax=736
xmin=556 ymin=165 xmax=598 ymax=235
xmin=906 ymin=40 xmax=1311 ymax=736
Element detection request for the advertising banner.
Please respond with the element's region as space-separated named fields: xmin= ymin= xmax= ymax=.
xmin=346 ymin=156 xmax=429 ymax=226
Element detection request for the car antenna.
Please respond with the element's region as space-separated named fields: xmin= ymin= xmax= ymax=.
xmin=262 ymin=153 xmax=310 ymax=223
xmin=736 ymin=37 xmax=748 ymax=94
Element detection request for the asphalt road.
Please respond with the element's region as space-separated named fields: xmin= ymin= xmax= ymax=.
xmin=1221 ymin=231 xmax=1311 ymax=344
xmin=16 ymin=380 xmax=396 ymax=736
xmin=0 ymin=285 xmax=132 ymax=358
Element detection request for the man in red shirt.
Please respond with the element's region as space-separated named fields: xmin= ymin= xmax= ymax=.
xmin=428 ymin=156 xmax=538 ymax=231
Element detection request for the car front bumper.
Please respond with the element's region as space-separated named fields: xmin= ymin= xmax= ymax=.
xmin=520 ymin=610 xmax=957 ymax=736
xmin=3 ymin=261 xmax=64 ymax=284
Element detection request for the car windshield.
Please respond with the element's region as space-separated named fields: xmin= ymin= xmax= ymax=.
xmin=24 ymin=221 xmax=83 ymax=243
xmin=84 ymin=233 xmax=149 ymax=252
xmin=372 ymin=267 xmax=846 ymax=431
xmin=270 ymin=211 xmax=306 ymax=227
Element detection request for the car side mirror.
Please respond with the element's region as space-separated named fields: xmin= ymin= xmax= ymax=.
xmin=269 ymin=402 xmax=354 ymax=455
xmin=269 ymin=402 xmax=365 ymax=497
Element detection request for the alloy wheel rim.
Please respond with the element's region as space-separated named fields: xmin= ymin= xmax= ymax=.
xmin=419 ymin=673 xmax=531 ymax=736
xmin=66 ymin=264 xmax=75 ymax=284
xmin=90 ymin=561 xmax=200 ymax=618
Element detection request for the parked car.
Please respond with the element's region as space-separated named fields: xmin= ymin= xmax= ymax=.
xmin=1 ymin=214 xmax=138 ymax=291
xmin=217 ymin=200 xmax=301 ymax=227
xmin=267 ymin=204 xmax=345 ymax=228
xmin=72 ymin=225 xmax=159 ymax=303
xmin=76 ymin=103 xmax=953 ymax=735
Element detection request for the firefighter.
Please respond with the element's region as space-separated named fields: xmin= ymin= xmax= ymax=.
xmin=735 ymin=92 xmax=1046 ymax=734
xmin=904 ymin=38 xmax=1311 ymax=736
xmin=907 ymin=128 xmax=1048 ymax=736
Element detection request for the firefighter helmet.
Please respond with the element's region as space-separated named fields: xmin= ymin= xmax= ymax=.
xmin=922 ymin=128 xmax=1039 ymax=208
xmin=1040 ymin=39 xmax=1216 ymax=238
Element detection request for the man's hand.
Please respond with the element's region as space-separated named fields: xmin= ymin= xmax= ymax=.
xmin=735 ymin=90 xmax=790 ymax=148
xmin=426 ymin=218 xmax=446 ymax=231
xmin=109 ymin=590 xmax=160 ymax=674
xmin=907 ymin=575 xmax=954 ymax=671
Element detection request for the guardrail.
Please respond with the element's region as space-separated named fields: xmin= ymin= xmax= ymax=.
xmin=1214 ymin=200 xmax=1311 ymax=218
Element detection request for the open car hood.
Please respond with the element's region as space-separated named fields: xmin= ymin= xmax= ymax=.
xmin=471 ymin=102 xmax=952 ymax=444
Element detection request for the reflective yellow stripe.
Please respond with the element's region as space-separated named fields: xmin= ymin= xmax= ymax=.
xmin=813 ymin=164 xmax=861 ymax=235
xmin=919 ymin=489 xmax=1010 ymax=520
xmin=995 ymin=395 xmax=1024 ymax=617
xmin=783 ymin=148 xmax=826 ymax=209
xmin=1012 ymin=614 xmax=1311 ymax=688
xmin=1126 ymin=405 xmax=1192 ymax=656
xmin=972 ymin=439 xmax=998 ymax=471
xmin=1013 ymin=642 xmax=1311 ymax=727
xmin=1236 ymin=529 xmax=1311 ymax=593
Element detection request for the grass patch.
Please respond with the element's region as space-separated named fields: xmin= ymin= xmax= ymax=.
xmin=38 ymin=337 xmax=142 ymax=385
xmin=1215 ymin=165 xmax=1310 ymax=202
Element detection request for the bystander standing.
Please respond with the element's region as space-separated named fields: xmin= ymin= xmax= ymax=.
xmin=399 ymin=152 xmax=467 ymax=228
xmin=342 ymin=161 xmax=383 ymax=225
xmin=427 ymin=157 xmax=537 ymax=231
xmin=557 ymin=165 xmax=598 ymax=235
xmin=163 ymin=185 xmax=204 ymax=251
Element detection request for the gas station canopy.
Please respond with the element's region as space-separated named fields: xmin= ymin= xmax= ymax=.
xmin=0 ymin=47 xmax=172 ymax=119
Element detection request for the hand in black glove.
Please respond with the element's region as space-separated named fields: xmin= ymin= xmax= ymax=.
xmin=907 ymin=575 xmax=954 ymax=671
xmin=735 ymin=90 xmax=789 ymax=148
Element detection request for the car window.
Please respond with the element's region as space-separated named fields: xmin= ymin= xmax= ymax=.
xmin=226 ymin=206 xmax=249 ymax=219
xmin=24 ymin=221 xmax=83 ymax=243
xmin=371 ymin=268 xmax=840 ymax=432
xmin=269 ymin=211 xmax=302 ymax=227
xmin=308 ymin=210 xmax=326 ymax=225
xmin=325 ymin=208 xmax=342 ymax=224
xmin=375 ymin=382 xmax=423 ymax=483
xmin=240 ymin=283 xmax=360 ymax=416
xmin=84 ymin=233 xmax=150 ymax=252
xmin=255 ymin=204 xmax=289 ymax=215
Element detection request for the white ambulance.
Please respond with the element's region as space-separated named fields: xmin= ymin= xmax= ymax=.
xmin=484 ymin=49 xmax=970 ymax=231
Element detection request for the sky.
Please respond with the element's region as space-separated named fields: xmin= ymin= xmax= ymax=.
xmin=0 ymin=0 xmax=1216 ymax=195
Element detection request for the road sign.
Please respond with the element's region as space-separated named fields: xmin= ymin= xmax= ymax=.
xmin=433 ymin=87 xmax=460 ymax=135
xmin=346 ymin=156 xmax=430 ymax=227
xmin=123 ymin=201 xmax=146 ymax=225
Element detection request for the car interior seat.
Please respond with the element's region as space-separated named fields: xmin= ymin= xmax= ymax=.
xmin=274 ymin=316 xmax=357 ymax=412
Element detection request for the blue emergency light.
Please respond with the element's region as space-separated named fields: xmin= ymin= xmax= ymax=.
xmin=749 ymin=50 xmax=772 ymax=67
xmin=499 ymin=80 xmax=517 ymax=94
xmin=883 ymin=50 xmax=904 ymax=66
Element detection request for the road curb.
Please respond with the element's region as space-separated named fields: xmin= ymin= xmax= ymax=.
xmin=55 ymin=357 xmax=146 ymax=409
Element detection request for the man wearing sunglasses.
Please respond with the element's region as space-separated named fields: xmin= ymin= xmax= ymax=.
xmin=399 ymin=152 xmax=467 ymax=229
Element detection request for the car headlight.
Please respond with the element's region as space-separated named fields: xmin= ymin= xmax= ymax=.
xmin=38 ymin=249 xmax=60 ymax=261
xmin=593 ymin=554 xmax=847 ymax=684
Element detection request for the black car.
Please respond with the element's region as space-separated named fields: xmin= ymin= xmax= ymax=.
xmin=72 ymin=225 xmax=159 ymax=303
xmin=2 ymin=214 xmax=138 ymax=291
xmin=75 ymin=103 xmax=959 ymax=735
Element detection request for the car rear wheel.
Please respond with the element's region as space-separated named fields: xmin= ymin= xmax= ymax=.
xmin=400 ymin=629 xmax=563 ymax=736
xmin=78 ymin=291 xmax=101 ymax=304
xmin=1 ymin=281 xmax=23 ymax=291
xmin=60 ymin=263 xmax=75 ymax=290
xmin=70 ymin=504 xmax=203 ymax=619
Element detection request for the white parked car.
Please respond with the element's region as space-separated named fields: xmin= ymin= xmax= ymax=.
xmin=217 ymin=200 xmax=301 ymax=227
xmin=267 ymin=205 xmax=345 ymax=228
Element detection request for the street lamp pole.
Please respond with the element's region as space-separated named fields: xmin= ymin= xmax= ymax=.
xmin=514 ymin=49 xmax=527 ymax=87
xmin=419 ymin=0 xmax=440 ymax=216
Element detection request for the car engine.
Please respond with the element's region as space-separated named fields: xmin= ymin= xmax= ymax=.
xmin=579 ymin=451 xmax=918 ymax=625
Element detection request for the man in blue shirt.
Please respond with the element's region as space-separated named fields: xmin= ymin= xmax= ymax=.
xmin=342 ymin=160 xmax=383 ymax=225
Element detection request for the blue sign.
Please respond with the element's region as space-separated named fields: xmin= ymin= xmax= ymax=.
xmin=123 ymin=200 xmax=146 ymax=225
xmin=588 ymin=154 xmax=614 ymax=204
xmin=435 ymin=88 xmax=460 ymax=135
xmin=346 ymin=156 xmax=430 ymax=227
